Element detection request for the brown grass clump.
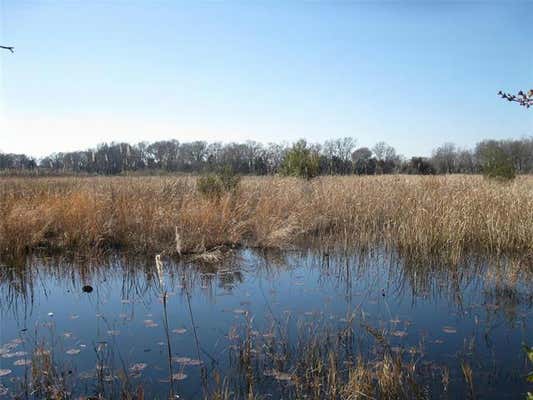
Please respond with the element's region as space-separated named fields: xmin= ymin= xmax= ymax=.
xmin=0 ymin=175 xmax=532 ymax=261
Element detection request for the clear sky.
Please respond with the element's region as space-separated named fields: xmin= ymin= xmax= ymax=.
xmin=1 ymin=1 xmax=532 ymax=158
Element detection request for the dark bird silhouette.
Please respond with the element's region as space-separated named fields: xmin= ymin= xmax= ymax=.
xmin=0 ymin=46 xmax=14 ymax=53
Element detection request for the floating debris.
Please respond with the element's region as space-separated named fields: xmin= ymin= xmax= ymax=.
xmin=107 ymin=330 xmax=120 ymax=336
xmin=13 ymin=359 xmax=31 ymax=366
xmin=233 ymin=309 xmax=247 ymax=315
xmin=273 ymin=371 xmax=292 ymax=381
xmin=0 ymin=345 xmax=16 ymax=356
xmin=0 ymin=384 xmax=8 ymax=396
xmin=143 ymin=319 xmax=159 ymax=328
xmin=171 ymin=356 xmax=202 ymax=366
xmin=442 ymin=326 xmax=457 ymax=334
xmin=47 ymin=312 xmax=54 ymax=317
xmin=82 ymin=285 xmax=93 ymax=293
xmin=172 ymin=372 xmax=188 ymax=381
xmin=173 ymin=357 xmax=192 ymax=364
xmin=69 ymin=314 xmax=79 ymax=320
xmin=0 ymin=369 xmax=11 ymax=377
xmin=2 ymin=351 xmax=24 ymax=359
xmin=392 ymin=330 xmax=408 ymax=338
xmin=129 ymin=363 xmax=148 ymax=373
xmin=172 ymin=328 xmax=187 ymax=335
xmin=66 ymin=349 xmax=81 ymax=355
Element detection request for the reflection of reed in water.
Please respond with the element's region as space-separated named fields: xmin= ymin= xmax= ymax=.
xmin=0 ymin=248 xmax=531 ymax=399
xmin=1 ymin=249 xmax=532 ymax=323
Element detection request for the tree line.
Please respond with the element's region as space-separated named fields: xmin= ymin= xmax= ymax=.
xmin=1 ymin=137 xmax=532 ymax=177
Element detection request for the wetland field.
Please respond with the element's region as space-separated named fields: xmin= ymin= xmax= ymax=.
xmin=0 ymin=175 xmax=532 ymax=399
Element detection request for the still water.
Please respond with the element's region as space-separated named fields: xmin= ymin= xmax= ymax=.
xmin=1 ymin=249 xmax=532 ymax=399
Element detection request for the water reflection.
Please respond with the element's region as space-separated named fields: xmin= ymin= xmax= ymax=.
xmin=0 ymin=249 xmax=531 ymax=399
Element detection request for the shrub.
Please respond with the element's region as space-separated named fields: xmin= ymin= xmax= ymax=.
xmin=281 ymin=139 xmax=320 ymax=179
xmin=196 ymin=166 xmax=240 ymax=199
xmin=217 ymin=165 xmax=241 ymax=192
xmin=480 ymin=146 xmax=516 ymax=181
xmin=197 ymin=174 xmax=224 ymax=199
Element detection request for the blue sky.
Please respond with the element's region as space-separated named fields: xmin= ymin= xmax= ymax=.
xmin=1 ymin=1 xmax=532 ymax=157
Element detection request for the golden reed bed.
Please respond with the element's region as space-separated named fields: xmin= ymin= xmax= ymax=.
xmin=1 ymin=175 xmax=532 ymax=262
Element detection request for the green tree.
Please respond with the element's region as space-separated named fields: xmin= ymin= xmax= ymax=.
xmin=478 ymin=142 xmax=516 ymax=181
xmin=197 ymin=165 xmax=240 ymax=199
xmin=281 ymin=139 xmax=320 ymax=179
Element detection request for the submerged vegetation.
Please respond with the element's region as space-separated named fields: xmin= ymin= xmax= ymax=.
xmin=1 ymin=175 xmax=532 ymax=262
xmin=1 ymin=250 xmax=532 ymax=399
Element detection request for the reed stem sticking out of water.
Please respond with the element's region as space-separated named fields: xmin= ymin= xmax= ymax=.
xmin=155 ymin=254 xmax=175 ymax=398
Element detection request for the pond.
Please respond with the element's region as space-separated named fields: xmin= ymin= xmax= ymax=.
xmin=0 ymin=249 xmax=532 ymax=399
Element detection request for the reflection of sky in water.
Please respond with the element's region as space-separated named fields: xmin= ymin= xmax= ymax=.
xmin=1 ymin=250 xmax=531 ymax=399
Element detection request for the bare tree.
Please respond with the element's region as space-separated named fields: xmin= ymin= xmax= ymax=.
xmin=498 ymin=89 xmax=533 ymax=108
xmin=0 ymin=46 xmax=14 ymax=53
xmin=431 ymin=142 xmax=457 ymax=174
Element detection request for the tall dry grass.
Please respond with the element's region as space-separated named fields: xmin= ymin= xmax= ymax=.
xmin=0 ymin=175 xmax=532 ymax=261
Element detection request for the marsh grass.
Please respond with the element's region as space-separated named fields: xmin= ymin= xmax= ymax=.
xmin=222 ymin=308 xmax=432 ymax=400
xmin=1 ymin=175 xmax=532 ymax=263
